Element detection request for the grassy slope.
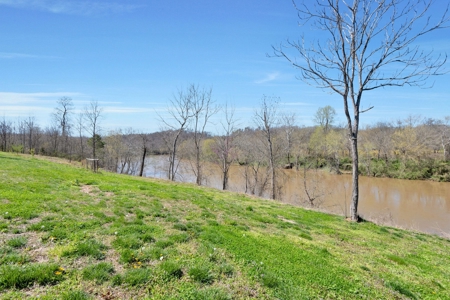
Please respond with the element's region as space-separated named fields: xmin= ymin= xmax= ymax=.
xmin=0 ymin=152 xmax=449 ymax=300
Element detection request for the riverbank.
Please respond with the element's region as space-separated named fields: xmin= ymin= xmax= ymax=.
xmin=1 ymin=152 xmax=449 ymax=299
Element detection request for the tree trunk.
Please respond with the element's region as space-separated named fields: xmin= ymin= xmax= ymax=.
xmin=350 ymin=135 xmax=359 ymax=221
xmin=196 ymin=144 xmax=202 ymax=185
xmin=139 ymin=147 xmax=147 ymax=177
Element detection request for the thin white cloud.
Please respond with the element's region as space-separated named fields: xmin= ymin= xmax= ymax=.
xmin=0 ymin=52 xmax=61 ymax=60
xmin=282 ymin=102 xmax=310 ymax=106
xmin=0 ymin=92 xmax=82 ymax=104
xmin=104 ymin=106 xmax=157 ymax=114
xmin=0 ymin=52 xmax=37 ymax=59
xmin=254 ymin=72 xmax=280 ymax=84
xmin=0 ymin=0 xmax=143 ymax=15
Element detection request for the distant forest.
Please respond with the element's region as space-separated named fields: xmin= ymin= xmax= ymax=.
xmin=1 ymin=96 xmax=450 ymax=187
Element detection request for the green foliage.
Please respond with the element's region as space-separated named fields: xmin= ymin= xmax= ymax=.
xmin=188 ymin=265 xmax=214 ymax=284
xmin=61 ymin=290 xmax=92 ymax=300
xmin=159 ymin=261 xmax=183 ymax=279
xmin=0 ymin=247 xmax=31 ymax=265
xmin=191 ymin=288 xmax=232 ymax=300
xmin=121 ymin=268 xmax=152 ymax=286
xmin=61 ymin=239 xmax=106 ymax=260
xmin=87 ymin=134 xmax=105 ymax=150
xmin=173 ymin=223 xmax=188 ymax=231
xmin=6 ymin=236 xmax=27 ymax=248
xmin=0 ymin=264 xmax=64 ymax=289
xmin=82 ymin=262 xmax=115 ymax=284
xmin=385 ymin=280 xmax=417 ymax=300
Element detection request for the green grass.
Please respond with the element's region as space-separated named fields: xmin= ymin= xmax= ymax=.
xmin=0 ymin=152 xmax=449 ymax=299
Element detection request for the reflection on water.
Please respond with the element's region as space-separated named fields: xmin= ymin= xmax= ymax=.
xmin=143 ymin=156 xmax=450 ymax=237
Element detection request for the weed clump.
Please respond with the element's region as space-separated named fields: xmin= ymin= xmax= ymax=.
xmin=159 ymin=261 xmax=183 ymax=280
xmin=61 ymin=290 xmax=92 ymax=300
xmin=61 ymin=239 xmax=107 ymax=260
xmin=121 ymin=268 xmax=153 ymax=286
xmin=0 ymin=263 xmax=64 ymax=289
xmin=6 ymin=236 xmax=27 ymax=248
xmin=82 ymin=262 xmax=115 ymax=284
xmin=188 ymin=265 xmax=214 ymax=284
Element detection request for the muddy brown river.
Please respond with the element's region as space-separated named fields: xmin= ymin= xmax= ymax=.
xmin=143 ymin=156 xmax=450 ymax=237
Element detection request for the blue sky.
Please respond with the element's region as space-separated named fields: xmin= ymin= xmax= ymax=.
xmin=1 ymin=0 xmax=449 ymax=133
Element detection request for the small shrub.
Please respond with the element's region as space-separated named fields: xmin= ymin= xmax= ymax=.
xmin=188 ymin=265 xmax=214 ymax=284
xmin=7 ymin=236 xmax=27 ymax=248
xmin=82 ymin=262 xmax=114 ymax=284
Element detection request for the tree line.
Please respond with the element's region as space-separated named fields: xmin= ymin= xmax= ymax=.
xmin=1 ymin=94 xmax=449 ymax=185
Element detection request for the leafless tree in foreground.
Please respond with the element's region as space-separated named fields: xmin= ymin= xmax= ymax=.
xmin=84 ymin=100 xmax=103 ymax=159
xmin=274 ymin=0 xmax=449 ymax=221
xmin=189 ymin=85 xmax=218 ymax=185
xmin=160 ymin=86 xmax=194 ymax=181
xmin=254 ymin=96 xmax=279 ymax=200
xmin=212 ymin=103 xmax=239 ymax=190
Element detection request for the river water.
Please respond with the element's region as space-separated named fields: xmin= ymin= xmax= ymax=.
xmin=142 ymin=156 xmax=450 ymax=237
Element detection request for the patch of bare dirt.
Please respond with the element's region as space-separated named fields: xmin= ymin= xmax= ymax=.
xmin=81 ymin=185 xmax=98 ymax=195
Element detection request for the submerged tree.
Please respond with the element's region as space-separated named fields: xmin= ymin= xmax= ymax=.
xmin=274 ymin=0 xmax=449 ymax=221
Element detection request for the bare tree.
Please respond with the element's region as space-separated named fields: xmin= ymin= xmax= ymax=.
xmin=274 ymin=0 xmax=449 ymax=221
xmin=53 ymin=97 xmax=74 ymax=156
xmin=84 ymin=100 xmax=103 ymax=159
xmin=75 ymin=112 xmax=86 ymax=159
xmin=281 ymin=112 xmax=297 ymax=166
xmin=24 ymin=116 xmax=38 ymax=154
xmin=189 ymin=85 xmax=218 ymax=185
xmin=160 ymin=86 xmax=194 ymax=181
xmin=212 ymin=104 xmax=239 ymax=190
xmin=254 ymin=96 xmax=279 ymax=200
xmin=0 ymin=117 xmax=13 ymax=152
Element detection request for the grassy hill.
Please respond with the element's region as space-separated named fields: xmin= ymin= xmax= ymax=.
xmin=0 ymin=152 xmax=449 ymax=299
